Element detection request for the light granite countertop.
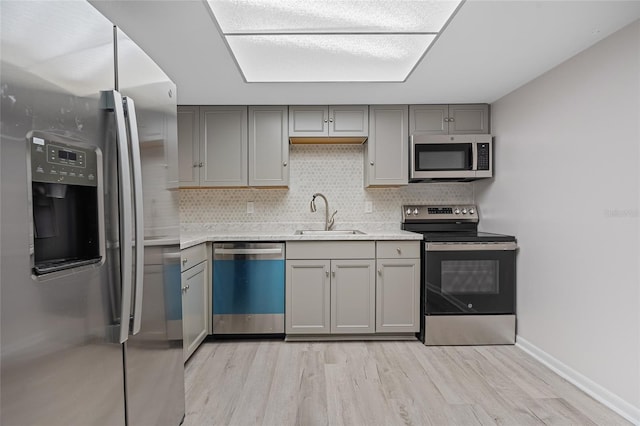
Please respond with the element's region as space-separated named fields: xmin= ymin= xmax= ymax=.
xmin=180 ymin=222 xmax=422 ymax=249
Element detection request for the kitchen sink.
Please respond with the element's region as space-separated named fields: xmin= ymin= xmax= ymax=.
xmin=295 ymin=229 xmax=366 ymax=235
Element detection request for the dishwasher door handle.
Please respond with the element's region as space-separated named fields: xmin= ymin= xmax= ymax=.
xmin=214 ymin=248 xmax=283 ymax=256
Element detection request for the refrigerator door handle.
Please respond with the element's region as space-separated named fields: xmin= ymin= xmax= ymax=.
xmin=124 ymin=96 xmax=145 ymax=336
xmin=103 ymin=90 xmax=134 ymax=344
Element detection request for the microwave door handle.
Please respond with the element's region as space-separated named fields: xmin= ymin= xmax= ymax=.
xmin=123 ymin=96 xmax=145 ymax=336
xmin=102 ymin=90 xmax=133 ymax=344
xmin=471 ymin=142 xmax=478 ymax=171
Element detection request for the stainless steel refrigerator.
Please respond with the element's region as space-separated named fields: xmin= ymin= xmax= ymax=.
xmin=0 ymin=2 xmax=185 ymax=425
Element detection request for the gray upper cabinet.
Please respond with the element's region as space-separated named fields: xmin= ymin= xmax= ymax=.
xmin=410 ymin=104 xmax=490 ymax=135
xmin=200 ymin=106 xmax=248 ymax=187
xmin=177 ymin=106 xmax=200 ymax=186
xmin=328 ymin=106 xmax=368 ymax=137
xmin=365 ymin=105 xmax=409 ymax=187
xmin=248 ymin=106 xmax=289 ymax=187
xmin=178 ymin=105 xmax=248 ymax=187
xmin=179 ymin=105 xmax=290 ymax=188
xmin=289 ymin=105 xmax=368 ymax=137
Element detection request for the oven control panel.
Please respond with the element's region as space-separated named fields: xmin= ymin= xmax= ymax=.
xmin=402 ymin=205 xmax=479 ymax=222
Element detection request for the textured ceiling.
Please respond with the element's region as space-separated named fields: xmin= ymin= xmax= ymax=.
xmin=90 ymin=0 xmax=640 ymax=105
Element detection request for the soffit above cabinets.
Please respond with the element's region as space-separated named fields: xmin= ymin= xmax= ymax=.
xmin=204 ymin=0 xmax=463 ymax=83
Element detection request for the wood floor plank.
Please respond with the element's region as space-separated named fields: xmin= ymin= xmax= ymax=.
xmin=261 ymin=342 xmax=303 ymax=426
xmin=295 ymin=348 xmax=329 ymax=425
xmin=182 ymin=340 xmax=631 ymax=426
xmin=227 ymin=341 xmax=280 ymax=425
xmin=489 ymin=346 xmax=631 ymax=426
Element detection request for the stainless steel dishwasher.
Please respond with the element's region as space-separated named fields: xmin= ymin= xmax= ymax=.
xmin=212 ymin=242 xmax=285 ymax=334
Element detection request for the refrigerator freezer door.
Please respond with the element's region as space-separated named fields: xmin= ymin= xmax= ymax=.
xmin=116 ymin=27 xmax=185 ymax=426
xmin=0 ymin=2 xmax=127 ymax=425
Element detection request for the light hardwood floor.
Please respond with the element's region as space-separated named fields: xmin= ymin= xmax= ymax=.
xmin=183 ymin=340 xmax=630 ymax=426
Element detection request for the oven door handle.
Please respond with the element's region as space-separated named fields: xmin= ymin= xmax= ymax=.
xmin=426 ymin=242 xmax=518 ymax=251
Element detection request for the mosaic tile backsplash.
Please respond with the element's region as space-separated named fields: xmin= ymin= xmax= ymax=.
xmin=180 ymin=145 xmax=474 ymax=228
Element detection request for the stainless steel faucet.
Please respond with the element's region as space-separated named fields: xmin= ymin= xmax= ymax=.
xmin=310 ymin=193 xmax=337 ymax=231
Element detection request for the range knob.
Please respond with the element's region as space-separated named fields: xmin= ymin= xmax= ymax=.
xmin=462 ymin=208 xmax=468 ymax=214
xmin=413 ymin=208 xmax=419 ymax=215
xmin=406 ymin=208 xmax=412 ymax=215
xmin=454 ymin=208 xmax=460 ymax=214
xmin=469 ymin=208 xmax=475 ymax=214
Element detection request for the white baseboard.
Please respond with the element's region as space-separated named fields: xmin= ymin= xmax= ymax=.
xmin=516 ymin=336 xmax=640 ymax=425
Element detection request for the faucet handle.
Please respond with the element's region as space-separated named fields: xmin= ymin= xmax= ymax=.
xmin=328 ymin=210 xmax=338 ymax=230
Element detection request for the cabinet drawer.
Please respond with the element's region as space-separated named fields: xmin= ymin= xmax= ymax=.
xmin=286 ymin=241 xmax=375 ymax=260
xmin=181 ymin=243 xmax=207 ymax=272
xmin=376 ymin=241 xmax=420 ymax=259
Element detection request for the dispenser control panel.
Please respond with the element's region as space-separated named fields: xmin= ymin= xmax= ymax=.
xmin=30 ymin=135 xmax=98 ymax=187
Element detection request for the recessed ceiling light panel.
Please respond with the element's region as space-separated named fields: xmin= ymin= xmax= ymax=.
xmin=227 ymin=34 xmax=436 ymax=82
xmin=209 ymin=0 xmax=461 ymax=34
xmin=205 ymin=0 xmax=464 ymax=82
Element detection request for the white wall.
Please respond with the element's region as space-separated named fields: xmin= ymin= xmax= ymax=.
xmin=476 ymin=20 xmax=640 ymax=420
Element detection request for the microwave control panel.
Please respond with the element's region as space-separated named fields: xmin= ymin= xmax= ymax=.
xmin=477 ymin=143 xmax=490 ymax=170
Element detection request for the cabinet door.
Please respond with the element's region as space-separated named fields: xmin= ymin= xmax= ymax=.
xmin=329 ymin=105 xmax=368 ymax=137
xmin=177 ymin=106 xmax=200 ymax=186
xmin=365 ymin=105 xmax=408 ymax=187
xmin=409 ymin=104 xmax=448 ymax=135
xmin=182 ymin=261 xmax=208 ymax=361
xmin=199 ymin=106 xmax=248 ymax=186
xmin=448 ymin=104 xmax=490 ymax=134
xmin=289 ymin=106 xmax=328 ymax=137
xmin=376 ymin=258 xmax=420 ymax=333
xmin=248 ymin=106 xmax=289 ymax=187
xmin=286 ymin=260 xmax=331 ymax=334
xmin=331 ymin=260 xmax=375 ymax=334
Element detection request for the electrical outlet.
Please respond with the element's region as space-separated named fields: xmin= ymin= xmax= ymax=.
xmin=365 ymin=201 xmax=373 ymax=213
xmin=246 ymin=201 xmax=254 ymax=214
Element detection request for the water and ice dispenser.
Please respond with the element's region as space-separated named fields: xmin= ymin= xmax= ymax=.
xmin=29 ymin=133 xmax=102 ymax=274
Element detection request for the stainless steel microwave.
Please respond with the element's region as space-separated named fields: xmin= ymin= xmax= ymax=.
xmin=410 ymin=134 xmax=492 ymax=181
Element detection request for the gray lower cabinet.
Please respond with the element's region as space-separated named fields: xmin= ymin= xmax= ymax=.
xmin=409 ymin=104 xmax=490 ymax=135
xmin=286 ymin=241 xmax=375 ymax=335
xmin=286 ymin=260 xmax=331 ymax=334
xmin=286 ymin=258 xmax=375 ymax=335
xmin=375 ymin=258 xmax=420 ymax=333
xmin=365 ymin=105 xmax=409 ymax=187
xmin=331 ymin=260 xmax=375 ymax=334
xmin=181 ymin=244 xmax=208 ymax=361
xmin=375 ymin=241 xmax=420 ymax=333
xmin=286 ymin=240 xmax=419 ymax=337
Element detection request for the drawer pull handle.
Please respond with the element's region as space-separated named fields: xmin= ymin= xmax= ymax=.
xmin=182 ymin=258 xmax=188 ymax=265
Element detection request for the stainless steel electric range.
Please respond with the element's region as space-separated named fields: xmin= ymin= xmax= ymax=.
xmin=402 ymin=205 xmax=518 ymax=345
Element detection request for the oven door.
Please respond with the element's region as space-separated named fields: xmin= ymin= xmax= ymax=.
xmin=425 ymin=242 xmax=516 ymax=315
